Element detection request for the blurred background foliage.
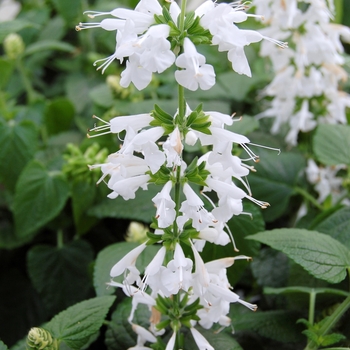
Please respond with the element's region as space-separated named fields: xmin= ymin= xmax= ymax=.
xmin=0 ymin=0 xmax=349 ymax=349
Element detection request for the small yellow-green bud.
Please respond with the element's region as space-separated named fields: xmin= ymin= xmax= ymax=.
xmin=125 ymin=221 xmax=148 ymax=244
xmin=26 ymin=327 xmax=58 ymax=350
xmin=3 ymin=33 xmax=25 ymax=60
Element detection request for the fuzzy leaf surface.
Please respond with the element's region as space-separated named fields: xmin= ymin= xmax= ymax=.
xmin=46 ymin=296 xmax=116 ymax=349
xmin=247 ymin=228 xmax=350 ymax=283
xmin=13 ymin=161 xmax=70 ymax=238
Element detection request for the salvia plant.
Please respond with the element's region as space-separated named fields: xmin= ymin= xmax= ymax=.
xmin=0 ymin=0 xmax=350 ymax=350
xmin=74 ymin=0 xmax=288 ymax=348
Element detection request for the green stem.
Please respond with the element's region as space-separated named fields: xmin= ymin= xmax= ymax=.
xmin=304 ymin=295 xmax=350 ymax=350
xmin=308 ymin=289 xmax=316 ymax=325
xmin=16 ymin=58 xmax=37 ymax=104
xmin=57 ymin=230 xmax=64 ymax=249
xmin=294 ymin=186 xmax=323 ymax=211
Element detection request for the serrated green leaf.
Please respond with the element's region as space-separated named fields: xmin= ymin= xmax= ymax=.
xmin=46 ymin=296 xmax=115 ymax=349
xmin=94 ymin=242 xmax=160 ymax=296
xmin=247 ymin=228 xmax=350 ymax=283
xmin=0 ymin=119 xmax=38 ymax=191
xmin=27 ymin=240 xmax=94 ymax=314
xmin=315 ymin=207 xmax=350 ymax=249
xmin=24 ymin=40 xmax=75 ymax=56
xmin=13 ymin=161 xmax=70 ymax=238
xmin=313 ymin=124 xmax=350 ymax=165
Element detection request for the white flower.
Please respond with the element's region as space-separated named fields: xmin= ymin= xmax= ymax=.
xmin=190 ymin=327 xmax=214 ymax=350
xmin=0 ymin=0 xmax=21 ymax=22
xmin=152 ymin=181 xmax=176 ymax=228
xmin=120 ymin=53 xmax=153 ymax=90
xmin=108 ymin=174 xmax=151 ymax=200
xmin=110 ymin=242 xmax=147 ymax=284
xmin=177 ymin=183 xmax=213 ymax=231
xmin=131 ymin=324 xmax=157 ymax=348
xmin=161 ymin=243 xmax=193 ymax=294
xmin=175 ymin=38 xmax=216 ymax=91
xmin=163 ymin=126 xmax=183 ymax=167
xmin=165 ymin=331 xmax=176 ymax=350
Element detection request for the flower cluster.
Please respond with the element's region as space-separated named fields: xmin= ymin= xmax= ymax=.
xmin=79 ymin=1 xmax=285 ymax=349
xmin=253 ymin=0 xmax=350 ymax=146
xmin=76 ymin=0 xmax=287 ymax=91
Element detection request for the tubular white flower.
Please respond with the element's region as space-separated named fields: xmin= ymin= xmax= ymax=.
xmin=163 ymin=126 xmax=183 ymax=167
xmin=152 ymin=181 xmax=176 ymax=228
xmin=165 ymin=331 xmax=176 ymax=350
xmin=175 ymin=38 xmax=216 ymax=91
xmin=177 ymin=183 xmax=212 ymax=231
xmin=110 ymin=242 xmax=147 ymax=282
xmin=108 ymin=174 xmax=151 ymax=200
xmin=120 ymin=54 xmax=153 ymax=90
xmin=190 ymin=327 xmax=214 ymax=350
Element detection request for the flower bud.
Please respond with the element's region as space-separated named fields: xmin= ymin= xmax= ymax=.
xmin=27 ymin=327 xmax=58 ymax=350
xmin=125 ymin=221 xmax=148 ymax=243
xmin=3 ymin=33 xmax=25 ymax=59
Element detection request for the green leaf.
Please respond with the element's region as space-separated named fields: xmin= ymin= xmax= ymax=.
xmin=0 ymin=341 xmax=8 ymax=350
xmin=0 ymin=119 xmax=38 ymax=191
xmin=89 ymin=84 xmax=114 ymax=108
xmin=27 ymin=240 xmax=94 ymax=314
xmin=184 ymin=327 xmax=243 ymax=350
xmin=13 ymin=161 xmax=70 ymax=238
xmin=94 ymin=242 xmax=160 ymax=296
xmin=89 ymin=184 xmax=160 ymax=223
xmin=251 ymin=248 xmax=289 ymax=287
xmin=105 ymin=298 xmax=150 ymax=350
xmin=46 ymin=296 xmax=116 ymax=349
xmin=315 ymin=207 xmax=350 ymax=249
xmin=230 ymin=307 xmax=304 ymax=343
xmin=24 ymin=40 xmax=75 ymax=56
xmin=45 ymin=98 xmax=75 ymax=135
xmin=247 ymin=228 xmax=350 ymax=283
xmin=0 ymin=58 xmax=14 ymax=88
xmin=201 ymin=203 xmax=264 ymax=285
xmin=71 ymin=179 xmax=96 ymax=230
xmin=0 ymin=20 xmax=37 ymax=42
xmin=226 ymin=115 xmax=259 ymax=136
xmin=51 ymin=0 xmax=82 ymax=23
xmin=0 ymin=269 xmax=46 ymax=347
xmin=247 ymin=149 xmax=305 ymax=222
xmin=313 ymin=124 xmax=350 ymax=165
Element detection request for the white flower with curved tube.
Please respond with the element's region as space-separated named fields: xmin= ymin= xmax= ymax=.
xmin=120 ymin=53 xmax=153 ymax=90
xmin=110 ymin=242 xmax=147 ymax=284
xmin=190 ymin=327 xmax=214 ymax=350
xmin=177 ymin=183 xmax=213 ymax=231
xmin=108 ymin=174 xmax=151 ymax=200
xmin=152 ymin=181 xmax=176 ymax=228
xmin=175 ymin=38 xmax=215 ymax=91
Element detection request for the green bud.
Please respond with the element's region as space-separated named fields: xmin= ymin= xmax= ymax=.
xmin=4 ymin=33 xmax=25 ymax=60
xmin=27 ymin=327 xmax=58 ymax=350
